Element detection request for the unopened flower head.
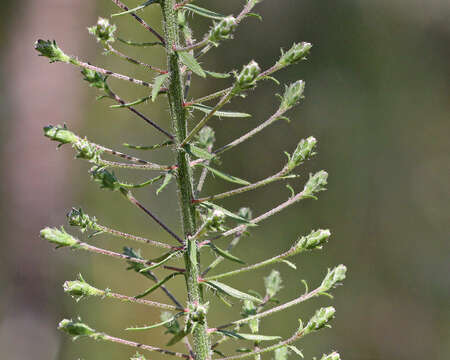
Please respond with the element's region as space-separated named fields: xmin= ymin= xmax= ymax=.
xmin=40 ymin=227 xmax=79 ymax=248
xmin=44 ymin=124 xmax=78 ymax=145
xmin=81 ymin=68 xmax=108 ymax=89
xmin=292 ymin=229 xmax=330 ymax=254
xmin=287 ymin=136 xmax=317 ymax=171
xmin=63 ymin=275 xmax=104 ymax=301
xmin=88 ymin=17 xmax=117 ymax=43
xmin=58 ymin=319 xmax=104 ymax=340
xmin=279 ymin=80 xmax=306 ymax=111
xmin=90 ymin=166 xmax=121 ymax=191
xmin=277 ymin=42 xmax=312 ymax=67
xmin=74 ymin=138 xmax=103 ymax=162
xmin=67 ymin=208 xmax=99 ymax=232
xmin=264 ymin=270 xmax=283 ymax=297
xmin=303 ymin=170 xmax=328 ymax=198
xmin=320 ymin=265 xmax=347 ymax=292
xmin=209 ymin=16 xmax=237 ymax=45
xmin=205 ymin=209 xmax=226 ymax=232
xmin=34 ymin=39 xmax=71 ymax=63
xmin=235 ymin=60 xmax=261 ymax=91
xmin=304 ymin=306 xmax=335 ymax=334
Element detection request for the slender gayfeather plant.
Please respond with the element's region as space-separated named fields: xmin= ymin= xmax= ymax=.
xmin=36 ymin=1 xmax=346 ymax=360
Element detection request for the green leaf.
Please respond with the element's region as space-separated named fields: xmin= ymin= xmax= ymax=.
xmin=183 ymin=4 xmax=226 ymax=20
xmin=178 ymin=51 xmax=206 ymax=78
xmin=110 ymin=95 xmax=151 ymax=108
xmin=216 ymin=330 xmax=280 ymax=341
xmin=281 ymin=259 xmax=297 ymax=269
xmin=205 ymin=70 xmax=231 ymax=79
xmin=208 ymin=243 xmax=245 ymax=264
xmin=199 ymin=202 xmax=255 ymax=225
xmin=139 ymin=251 xmax=180 ymax=272
xmin=197 ymin=164 xmax=250 ymax=185
xmin=166 ymin=329 xmax=189 ymax=346
xmin=190 ymin=103 xmax=251 ymax=118
xmin=111 ymin=0 xmax=159 ymax=17
xmin=288 ymin=345 xmax=304 ymax=358
xmin=205 ymin=281 xmax=262 ymax=303
xmin=135 ymin=272 xmax=183 ymax=299
xmin=126 ymin=312 xmax=185 ymax=331
xmin=184 ymin=144 xmax=215 ymax=160
xmin=152 ymin=73 xmax=169 ymax=102
xmin=157 ymin=172 xmax=174 ymax=195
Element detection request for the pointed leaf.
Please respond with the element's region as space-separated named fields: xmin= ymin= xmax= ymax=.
xmin=197 ymin=164 xmax=250 ymax=185
xmin=216 ymin=330 xmax=280 ymax=341
xmin=112 ymin=0 xmax=158 ymax=17
xmin=287 ymin=346 xmax=304 ymax=358
xmin=179 ymin=51 xmax=206 ymax=78
xmin=190 ymin=103 xmax=251 ymax=118
xmin=157 ymin=172 xmax=174 ymax=195
xmin=135 ymin=272 xmax=183 ymax=299
xmin=281 ymin=259 xmax=297 ymax=269
xmin=152 ymin=73 xmax=169 ymax=102
xmin=205 ymin=281 xmax=262 ymax=303
xmin=185 ymin=144 xmax=215 ymax=160
xmin=110 ymin=95 xmax=151 ymax=108
xmin=183 ymin=4 xmax=226 ymax=20
xmin=205 ymin=70 xmax=231 ymax=79
xmin=208 ymin=243 xmax=245 ymax=264
xmin=126 ymin=312 xmax=185 ymax=331
xmin=139 ymin=251 xmax=180 ymax=272
xmin=199 ymin=202 xmax=255 ymax=225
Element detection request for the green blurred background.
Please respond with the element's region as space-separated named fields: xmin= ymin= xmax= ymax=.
xmin=0 ymin=0 xmax=448 ymax=359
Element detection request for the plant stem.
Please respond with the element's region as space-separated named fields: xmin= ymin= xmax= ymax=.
xmin=161 ymin=1 xmax=210 ymax=359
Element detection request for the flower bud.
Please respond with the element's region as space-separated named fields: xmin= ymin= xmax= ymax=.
xmin=320 ymin=265 xmax=347 ymax=292
xmin=279 ymin=80 xmax=305 ymax=111
xmin=58 ymin=318 xmax=103 ymax=340
xmin=40 ymin=227 xmax=79 ymax=248
xmin=209 ymin=16 xmax=237 ymax=45
xmin=88 ymin=17 xmax=116 ymax=43
xmin=303 ymin=306 xmax=335 ymax=334
xmin=81 ymin=68 xmax=108 ymax=89
xmin=34 ymin=39 xmax=71 ymax=63
xmin=264 ymin=270 xmax=283 ymax=298
xmin=235 ymin=60 xmax=261 ymax=91
xmin=74 ymin=138 xmax=103 ymax=162
xmin=63 ymin=275 xmax=105 ymax=301
xmin=277 ymin=42 xmax=312 ymax=67
xmin=196 ymin=126 xmax=216 ymax=150
xmin=43 ymin=125 xmax=78 ymax=145
xmin=291 ymin=229 xmax=330 ymax=254
xmin=237 ymin=207 xmax=252 ymax=221
xmin=90 ymin=166 xmax=121 ymax=191
xmin=320 ymin=352 xmax=341 ymax=360
xmin=67 ymin=208 xmax=99 ymax=232
xmin=303 ymin=171 xmax=328 ymax=198
xmin=286 ymin=136 xmax=317 ymax=171
xmin=204 ymin=209 xmax=226 ymax=232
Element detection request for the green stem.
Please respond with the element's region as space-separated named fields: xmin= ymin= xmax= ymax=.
xmin=161 ymin=1 xmax=210 ymax=360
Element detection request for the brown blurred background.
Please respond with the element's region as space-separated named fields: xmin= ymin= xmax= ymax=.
xmin=0 ymin=0 xmax=448 ymax=359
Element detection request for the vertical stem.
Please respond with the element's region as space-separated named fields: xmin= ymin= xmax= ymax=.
xmin=160 ymin=1 xmax=210 ymax=360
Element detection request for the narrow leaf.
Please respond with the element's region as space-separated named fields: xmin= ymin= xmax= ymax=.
xmin=112 ymin=0 xmax=158 ymax=17
xmin=190 ymin=103 xmax=251 ymax=118
xmin=205 ymin=70 xmax=231 ymax=79
xmin=281 ymin=259 xmax=297 ymax=269
xmin=178 ymin=51 xmax=206 ymax=78
xmin=288 ymin=346 xmax=304 ymax=358
xmin=152 ymin=73 xmax=169 ymax=102
xmin=135 ymin=272 xmax=183 ymax=299
xmin=197 ymin=164 xmax=250 ymax=185
xmin=157 ymin=172 xmax=174 ymax=195
xmin=216 ymin=330 xmax=280 ymax=341
xmin=183 ymin=4 xmax=226 ymax=20
xmin=199 ymin=202 xmax=255 ymax=225
xmin=185 ymin=144 xmax=215 ymax=160
xmin=126 ymin=313 xmax=185 ymax=331
xmin=110 ymin=95 xmax=151 ymax=108
xmin=139 ymin=251 xmax=180 ymax=272
xmin=208 ymin=243 xmax=245 ymax=264
xmin=205 ymin=281 xmax=262 ymax=303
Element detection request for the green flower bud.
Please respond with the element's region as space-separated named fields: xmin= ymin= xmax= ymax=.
xmin=279 ymin=80 xmax=305 ymax=111
xmin=303 ymin=170 xmax=328 ymax=198
xmin=237 ymin=207 xmax=252 ymax=221
xmin=320 ymin=352 xmax=341 ymax=360
xmin=196 ymin=126 xmax=216 ymax=149
xmin=264 ymin=270 xmax=283 ymax=297
xmin=291 ymin=229 xmax=330 ymax=254
xmin=88 ymin=17 xmax=116 ymax=43
xmin=34 ymin=39 xmax=71 ymax=63
xmin=209 ymin=16 xmax=237 ymax=45
xmin=43 ymin=124 xmax=78 ymax=145
xmin=40 ymin=227 xmax=79 ymax=248
xmin=63 ymin=275 xmax=105 ymax=301
xmin=235 ymin=60 xmax=261 ymax=91
xmin=81 ymin=68 xmax=108 ymax=89
xmin=188 ymin=301 xmax=209 ymax=322
xmin=73 ymin=138 xmax=103 ymax=162
xmin=320 ymin=265 xmax=347 ymax=292
xmin=58 ymin=319 xmax=104 ymax=340
xmin=204 ymin=209 xmax=226 ymax=233
xmin=67 ymin=208 xmax=99 ymax=232
xmin=303 ymin=306 xmax=335 ymax=334
xmin=90 ymin=166 xmax=121 ymax=191
xmin=277 ymin=42 xmax=312 ymax=68
xmin=286 ymin=136 xmax=317 ymax=171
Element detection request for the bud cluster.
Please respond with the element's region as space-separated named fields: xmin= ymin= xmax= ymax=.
xmin=203 ymin=209 xmax=226 ymax=233
xmin=40 ymin=227 xmax=79 ymax=248
xmin=286 ymin=136 xmax=317 ymax=171
xmin=264 ymin=270 xmax=283 ymax=297
xmin=303 ymin=306 xmax=335 ymax=334
xmin=277 ymin=42 xmax=312 ymax=68
xmin=43 ymin=124 xmax=78 ymax=145
xmin=188 ymin=301 xmax=209 ymax=323
xmin=81 ymin=68 xmax=108 ymax=90
xmin=73 ymin=138 xmax=103 ymax=162
xmin=209 ymin=16 xmax=237 ymax=45
xmin=90 ymin=166 xmax=121 ymax=191
xmin=291 ymin=229 xmax=331 ymax=254
xmin=67 ymin=208 xmax=99 ymax=233
xmin=279 ymin=80 xmax=306 ymax=111
xmin=303 ymin=171 xmax=328 ymax=198
xmin=63 ymin=275 xmax=105 ymax=301
xmin=234 ymin=60 xmax=261 ymax=91
xmin=58 ymin=319 xmax=104 ymax=340
xmin=320 ymin=265 xmax=347 ymax=292
xmin=34 ymin=39 xmax=71 ymax=63
xmin=88 ymin=17 xmax=117 ymax=43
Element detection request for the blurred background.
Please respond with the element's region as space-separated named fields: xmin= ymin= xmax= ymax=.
xmin=0 ymin=0 xmax=448 ymax=359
